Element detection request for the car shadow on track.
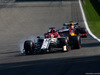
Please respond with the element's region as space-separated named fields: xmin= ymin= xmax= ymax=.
xmin=0 ymin=55 xmax=100 ymax=75
xmin=17 ymin=50 xmax=67 ymax=57
xmin=0 ymin=51 xmax=20 ymax=55
xmin=81 ymin=42 xmax=100 ymax=48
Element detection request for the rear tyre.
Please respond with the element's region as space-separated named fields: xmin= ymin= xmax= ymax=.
xmin=80 ymin=28 xmax=87 ymax=38
xmin=80 ymin=28 xmax=87 ymax=33
xmin=76 ymin=36 xmax=81 ymax=49
xmin=69 ymin=36 xmax=81 ymax=49
xmin=24 ymin=40 xmax=34 ymax=55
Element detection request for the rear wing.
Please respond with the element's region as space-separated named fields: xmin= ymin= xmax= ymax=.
xmin=63 ymin=23 xmax=78 ymax=26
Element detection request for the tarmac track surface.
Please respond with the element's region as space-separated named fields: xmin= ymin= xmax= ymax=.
xmin=0 ymin=0 xmax=100 ymax=75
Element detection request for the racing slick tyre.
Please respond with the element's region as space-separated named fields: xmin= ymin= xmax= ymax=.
xmin=80 ymin=28 xmax=87 ymax=33
xmin=80 ymin=28 xmax=87 ymax=38
xmin=24 ymin=40 xmax=34 ymax=55
xmin=76 ymin=36 xmax=81 ymax=49
xmin=69 ymin=36 xmax=81 ymax=49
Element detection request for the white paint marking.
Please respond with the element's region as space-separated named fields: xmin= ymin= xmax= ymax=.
xmin=79 ymin=0 xmax=100 ymax=42
xmin=41 ymin=39 xmax=50 ymax=49
xmin=63 ymin=45 xmax=67 ymax=51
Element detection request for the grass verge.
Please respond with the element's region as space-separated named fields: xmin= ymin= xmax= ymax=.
xmin=82 ymin=0 xmax=100 ymax=37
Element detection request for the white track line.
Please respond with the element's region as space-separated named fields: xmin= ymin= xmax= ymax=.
xmin=79 ymin=0 xmax=100 ymax=42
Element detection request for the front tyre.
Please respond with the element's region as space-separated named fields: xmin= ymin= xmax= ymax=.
xmin=24 ymin=40 xmax=34 ymax=55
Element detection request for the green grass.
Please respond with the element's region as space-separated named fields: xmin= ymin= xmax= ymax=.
xmin=83 ymin=0 xmax=100 ymax=37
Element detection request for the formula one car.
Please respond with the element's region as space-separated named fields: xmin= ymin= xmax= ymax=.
xmin=58 ymin=21 xmax=87 ymax=49
xmin=23 ymin=27 xmax=70 ymax=55
xmin=63 ymin=21 xmax=87 ymax=38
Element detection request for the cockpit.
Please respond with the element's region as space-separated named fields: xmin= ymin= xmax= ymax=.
xmin=48 ymin=29 xmax=56 ymax=33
